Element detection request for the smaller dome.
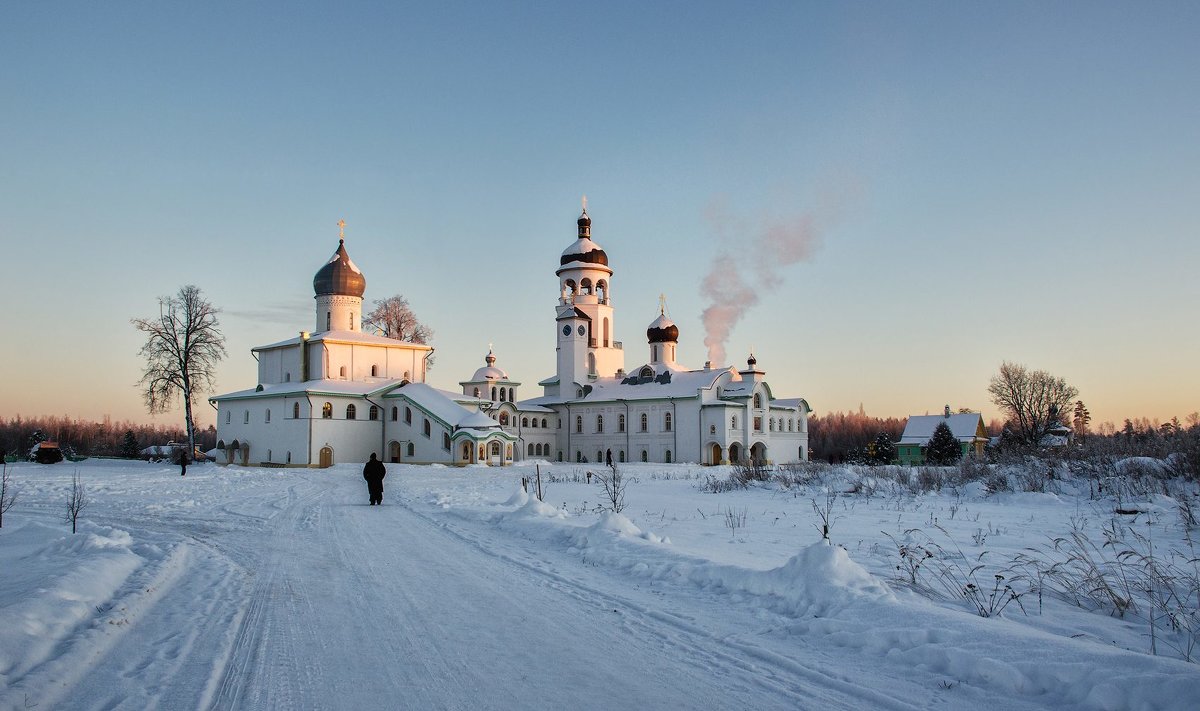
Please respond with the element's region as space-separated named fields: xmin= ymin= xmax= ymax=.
xmin=747 ymin=352 xmax=758 ymax=369
xmin=313 ymin=240 xmax=366 ymax=297
xmin=577 ymin=211 xmax=591 ymax=228
xmin=647 ymin=313 xmax=679 ymax=343
xmin=560 ymin=238 xmax=609 ymax=266
xmin=470 ymin=349 xmax=509 ymax=381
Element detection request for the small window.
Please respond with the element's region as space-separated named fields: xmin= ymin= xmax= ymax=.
xmin=285 ymin=372 xmax=291 ymax=382
xmin=405 ymin=407 xmax=412 ymax=424
xmin=576 ymin=415 xmax=583 ymax=433
xmin=423 ymin=419 xmax=431 ymax=437
xmin=265 ymin=409 xmax=271 ymax=423
xmin=500 ymin=412 xmax=509 ymax=426
xmin=522 ymin=417 xmax=529 ymax=427
xmin=665 ymin=450 xmax=672 ymax=463
xmin=226 ymin=411 xmax=231 ymax=424
xmin=754 ymin=416 xmax=761 ymax=431
xmin=443 ymin=433 xmax=451 ymax=450
xmin=542 ymin=418 xmax=548 ymax=428
xmin=597 ymin=414 xmax=604 ymax=433
xmin=322 ymin=402 xmax=332 ymax=419
xmin=618 ymin=414 xmax=626 ymax=432
xmin=371 ymin=365 xmax=378 ymax=377
xmin=619 ymin=450 xmax=626 ymax=463
xmin=391 ymin=406 xmax=398 ymax=421
xmin=346 ymin=404 xmax=357 ymax=420
xmin=576 ymin=451 xmax=583 ymax=463
xmin=326 ymin=312 xmax=331 ymax=330
xmin=474 ymin=387 xmax=480 ymax=397
xmin=286 ymin=451 xmax=291 ymax=464
xmin=640 ymin=413 xmax=648 ymax=432
xmin=492 ymin=386 xmax=497 ymax=401
xmin=753 ymin=393 xmax=762 ymax=409
xmin=731 ymin=415 xmax=737 ymax=429
xmin=339 ymin=366 xmax=347 ymax=378
xmin=597 ymin=450 xmax=603 ymax=463
xmin=407 ymin=442 xmax=415 ymax=457
xmin=528 ymin=443 xmax=535 ymax=456
xmin=500 ymin=388 xmax=506 ymax=402
xmin=293 ymin=402 xmax=300 ymax=419
xmin=641 ymin=450 xmax=648 ymax=462
xmin=244 ymin=410 xmax=249 ymax=424
xmin=664 ymin=412 xmax=672 ymax=432
xmin=369 ymin=405 xmax=379 ymax=421
xmin=710 ymin=424 xmax=716 ymax=435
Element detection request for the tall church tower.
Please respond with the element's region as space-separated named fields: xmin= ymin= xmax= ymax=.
xmin=312 ymin=221 xmax=366 ymax=333
xmin=555 ymin=200 xmax=623 ymax=394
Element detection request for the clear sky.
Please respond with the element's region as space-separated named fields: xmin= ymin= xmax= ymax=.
xmin=2 ymin=1 xmax=1197 ymax=430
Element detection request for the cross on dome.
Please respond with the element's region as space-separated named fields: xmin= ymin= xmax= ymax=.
xmin=337 ymin=219 xmax=346 ymax=242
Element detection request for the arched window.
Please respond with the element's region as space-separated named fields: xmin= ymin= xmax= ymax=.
xmin=710 ymin=424 xmax=716 ymax=435
xmin=640 ymin=413 xmax=648 ymax=432
xmin=369 ymin=405 xmax=379 ymax=421
xmin=443 ymin=433 xmax=451 ymax=450
xmin=346 ymin=404 xmax=357 ymax=420
xmin=575 ymin=415 xmax=583 ymax=433
xmin=753 ymin=393 xmax=762 ymax=408
xmin=339 ymin=366 xmax=347 ymax=378
xmin=522 ymin=417 xmax=529 ymax=427
xmin=499 ymin=412 xmax=509 ymax=426
xmin=473 ymin=387 xmax=480 ymax=398
xmin=641 ymin=450 xmax=648 ymax=462
xmin=391 ymin=406 xmax=398 ymax=421
xmin=407 ymin=442 xmax=415 ymax=457
xmin=423 ymin=419 xmax=431 ymax=437
xmin=596 ymin=414 xmax=604 ymax=433
xmin=226 ymin=411 xmax=231 ymax=424
xmin=322 ymin=402 xmax=332 ymax=419
xmin=370 ymin=365 xmax=377 ymax=377
xmin=618 ymin=414 xmax=626 ymax=432
xmin=285 ymin=372 xmax=291 ymax=382
xmin=287 ymin=451 xmax=291 ymax=464
xmin=265 ymin=409 xmax=271 ymax=423
xmin=789 ymin=419 xmax=794 ymax=432
xmin=506 ymin=444 xmax=512 ymax=459
xmin=603 ymin=318 xmax=609 ymax=347
xmin=664 ymin=412 xmax=672 ymax=431
xmin=528 ymin=443 xmax=535 ymax=456
xmin=580 ymin=277 xmax=592 ymax=294
xmin=405 ymin=407 xmax=412 ymax=424
xmin=619 ymin=450 xmax=626 ymax=463
xmin=597 ymin=280 xmax=607 ymax=303
xmin=492 ymin=386 xmax=497 ymax=401
xmin=244 ymin=410 xmax=249 ymax=424
xmin=769 ymin=418 xmax=775 ymax=432
xmin=665 ymin=450 xmax=672 ymax=463
xmin=731 ymin=415 xmax=737 ymax=429
xmin=564 ymin=279 xmax=577 ymax=296
xmin=542 ymin=418 xmax=548 ymax=428
xmin=587 ymin=353 xmax=596 ymax=375
xmin=293 ymin=402 xmax=300 ymax=419
xmin=500 ymin=388 xmax=507 ymax=402
xmin=640 ymin=366 xmax=654 ymax=378
xmin=597 ymin=451 xmax=603 ymax=463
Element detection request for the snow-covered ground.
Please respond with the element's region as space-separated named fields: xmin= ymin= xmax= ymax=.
xmin=2 ymin=459 xmax=1198 ymax=710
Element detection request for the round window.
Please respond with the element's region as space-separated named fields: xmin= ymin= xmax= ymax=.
xmin=562 ymin=325 xmax=571 ymax=336
xmin=577 ymin=325 xmax=586 ymax=336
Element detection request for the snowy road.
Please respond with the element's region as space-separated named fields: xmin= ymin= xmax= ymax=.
xmin=4 ymin=467 xmax=910 ymax=710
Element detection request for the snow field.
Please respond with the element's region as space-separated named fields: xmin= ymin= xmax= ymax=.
xmin=1 ymin=458 xmax=1198 ymax=710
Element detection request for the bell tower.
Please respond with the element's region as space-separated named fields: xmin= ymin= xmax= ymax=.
xmin=555 ymin=198 xmax=623 ymax=395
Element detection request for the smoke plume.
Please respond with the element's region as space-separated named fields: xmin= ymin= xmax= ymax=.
xmin=699 ymin=198 xmax=833 ymax=367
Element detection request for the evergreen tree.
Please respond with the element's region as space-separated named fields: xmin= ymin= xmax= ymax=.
xmin=120 ymin=430 xmax=140 ymax=459
xmin=870 ymin=431 xmax=896 ymax=465
xmin=926 ymin=422 xmax=962 ymax=465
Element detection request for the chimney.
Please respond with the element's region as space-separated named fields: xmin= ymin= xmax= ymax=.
xmin=704 ymin=361 xmax=711 ymax=370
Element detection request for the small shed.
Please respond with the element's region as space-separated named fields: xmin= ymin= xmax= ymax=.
xmin=31 ymin=441 xmax=64 ymax=464
xmin=897 ymin=408 xmax=989 ymax=465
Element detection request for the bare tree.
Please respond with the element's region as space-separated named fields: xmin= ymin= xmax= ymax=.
xmin=987 ymin=361 xmax=1078 ymax=447
xmin=362 ymin=295 xmax=433 ymax=344
xmin=133 ymin=285 xmax=226 ymax=471
xmin=594 ymin=463 xmax=628 ymax=513
xmin=0 ymin=461 xmax=16 ymax=528
xmin=65 ymin=470 xmax=88 ymax=534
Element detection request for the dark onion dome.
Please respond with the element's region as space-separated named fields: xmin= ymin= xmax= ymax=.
xmin=647 ymin=312 xmax=679 ymax=343
xmin=560 ymin=208 xmax=609 ymax=266
xmin=313 ymin=239 xmax=366 ymax=297
xmin=747 ymin=352 xmax=758 ymax=368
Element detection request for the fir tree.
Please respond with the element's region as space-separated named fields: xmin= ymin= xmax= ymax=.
xmin=120 ymin=430 xmax=140 ymax=459
xmin=925 ymin=422 xmax=962 ymax=465
xmin=870 ymin=431 xmax=896 ymax=465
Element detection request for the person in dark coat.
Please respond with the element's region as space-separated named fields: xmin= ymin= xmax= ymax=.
xmin=363 ymin=453 xmax=386 ymax=505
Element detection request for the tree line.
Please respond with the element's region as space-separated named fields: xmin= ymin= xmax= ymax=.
xmin=0 ymin=415 xmax=217 ymax=460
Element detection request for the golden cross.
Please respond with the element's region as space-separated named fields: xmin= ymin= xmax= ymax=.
xmin=581 ymin=194 xmax=588 ymax=213
xmin=659 ymin=293 xmax=667 ymax=314
xmin=337 ymin=219 xmax=346 ymax=240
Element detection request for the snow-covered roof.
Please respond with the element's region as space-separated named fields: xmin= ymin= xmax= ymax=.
xmin=560 ymin=237 xmax=604 ymax=258
xmin=466 ymin=366 xmax=511 ymax=382
xmin=772 ymin=398 xmax=810 ymax=412
xmin=899 ymin=413 xmax=987 ymax=444
xmin=211 ymin=378 xmax=402 ymax=401
xmin=254 ymin=330 xmax=434 ymax=351
xmin=555 ymin=366 xmax=729 ymax=403
xmin=384 ymin=383 xmax=500 ymax=430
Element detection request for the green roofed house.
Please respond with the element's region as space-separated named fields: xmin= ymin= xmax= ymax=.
xmin=897 ymin=406 xmax=989 ymax=465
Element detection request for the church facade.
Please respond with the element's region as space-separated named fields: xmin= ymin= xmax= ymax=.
xmin=210 ymin=207 xmax=809 ymax=467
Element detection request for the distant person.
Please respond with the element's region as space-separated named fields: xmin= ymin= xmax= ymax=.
xmin=179 ymin=447 xmax=188 ymax=477
xmin=363 ymin=453 xmax=386 ymax=505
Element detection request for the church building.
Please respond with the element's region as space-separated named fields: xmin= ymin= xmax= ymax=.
xmin=210 ymin=207 xmax=809 ymax=467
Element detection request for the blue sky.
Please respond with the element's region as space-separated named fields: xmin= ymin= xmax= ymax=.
xmin=2 ymin=1 xmax=1197 ymax=428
